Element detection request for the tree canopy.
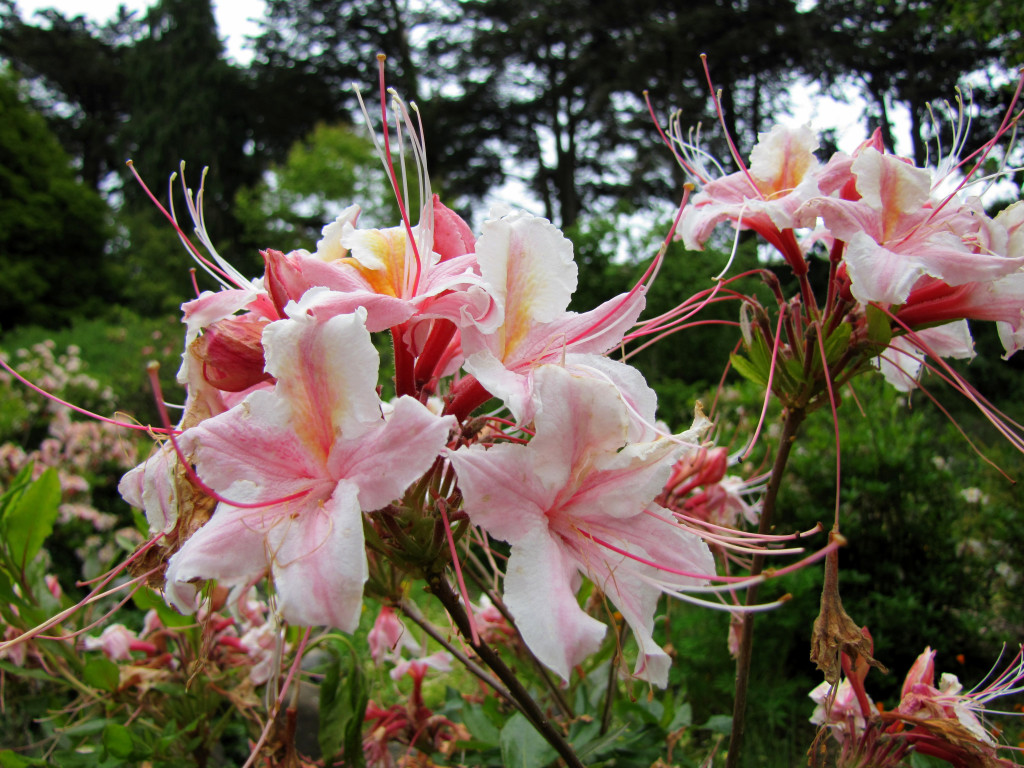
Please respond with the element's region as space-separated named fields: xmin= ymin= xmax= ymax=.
xmin=1 ymin=0 xmax=1020 ymax=329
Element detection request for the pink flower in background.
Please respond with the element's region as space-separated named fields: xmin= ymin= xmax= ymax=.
xmin=679 ymin=124 xmax=822 ymax=255
xmin=82 ymin=624 xmax=140 ymax=662
xmin=162 ymin=305 xmax=455 ymax=630
xmin=449 ymin=365 xmax=713 ymax=686
xmin=797 ymin=149 xmax=1024 ymax=306
xmin=809 ymin=678 xmax=874 ymax=742
xmin=368 ymin=605 xmax=419 ymax=665
xmin=875 ymin=322 xmax=976 ymax=392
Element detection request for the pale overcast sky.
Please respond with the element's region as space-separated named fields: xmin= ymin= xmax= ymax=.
xmin=10 ymin=0 xmax=895 ymax=156
xmin=12 ymin=0 xmax=265 ymax=63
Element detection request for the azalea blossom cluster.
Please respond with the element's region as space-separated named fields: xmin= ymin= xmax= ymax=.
xmin=82 ymin=585 xmax=282 ymax=686
xmin=112 ymin=79 xmax=755 ymax=691
xmin=809 ymin=643 xmax=1024 ymax=767
xmin=673 ymin=90 xmax=1024 ymax=400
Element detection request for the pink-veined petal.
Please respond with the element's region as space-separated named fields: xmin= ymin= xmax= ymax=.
xmin=264 ymin=306 xmax=383 ymax=447
xmin=328 ymin=396 xmax=455 ymax=511
xmin=269 ymin=481 xmax=367 ymax=630
xmin=503 ymin=527 xmax=606 ymax=682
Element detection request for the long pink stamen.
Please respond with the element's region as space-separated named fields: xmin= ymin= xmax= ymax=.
xmin=880 ymin=306 xmax=1024 ymax=459
xmin=0 ymin=537 xmax=161 ymax=654
xmin=126 ymin=162 xmax=237 ymax=287
xmin=644 ymin=92 xmax=708 ymax=183
xmin=701 ymin=56 xmax=761 ymax=196
xmin=39 ymin=571 xmax=155 ymax=641
xmin=0 ymin=355 xmax=168 ymax=434
xmin=438 ymin=500 xmax=479 ymax=645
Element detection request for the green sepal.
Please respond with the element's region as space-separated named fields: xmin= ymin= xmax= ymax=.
xmin=866 ymin=304 xmax=893 ymax=349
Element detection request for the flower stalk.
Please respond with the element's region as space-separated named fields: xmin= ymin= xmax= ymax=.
xmin=725 ymin=403 xmax=806 ymax=768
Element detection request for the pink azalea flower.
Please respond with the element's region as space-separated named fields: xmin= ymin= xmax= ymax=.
xmin=368 ymin=605 xmax=420 ymax=665
xmin=677 ymin=124 xmax=822 ymax=271
xmin=797 ymin=149 xmax=1024 ymax=306
xmin=896 ymin=646 xmax=1006 ymax=746
xmin=82 ymin=623 xmax=138 ymax=662
xmin=459 ymin=207 xmax=646 ymax=422
xmin=448 ymin=365 xmax=713 ymax=686
xmin=164 ymin=305 xmax=455 ymax=630
xmin=809 ymin=678 xmax=875 ymax=742
xmin=265 ymin=197 xmax=495 ymax=336
xmin=680 ymin=124 xmax=822 ymax=242
xmin=389 ymin=651 xmax=453 ymax=682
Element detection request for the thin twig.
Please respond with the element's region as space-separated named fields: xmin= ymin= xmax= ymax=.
xmin=397 ymin=598 xmax=514 ymax=707
xmin=428 ymin=575 xmax=586 ymax=768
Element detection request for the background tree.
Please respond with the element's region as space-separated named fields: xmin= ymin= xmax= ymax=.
xmin=234 ymin=122 xmax=395 ymax=254
xmin=0 ymin=2 xmax=134 ymax=191
xmin=806 ymin=0 xmax=1007 ymax=168
xmin=0 ymin=70 xmax=112 ymax=329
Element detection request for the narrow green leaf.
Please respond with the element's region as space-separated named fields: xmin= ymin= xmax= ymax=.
xmin=573 ymin=723 xmax=632 ymax=761
xmin=0 ymin=748 xmax=44 ymax=767
xmin=1 ymin=468 xmax=61 ymax=571
xmin=0 ymin=659 xmax=66 ymax=685
xmin=318 ymin=639 xmax=368 ymax=768
xmin=729 ymin=353 xmax=769 ymax=388
xmin=499 ymin=712 xmax=557 ymax=768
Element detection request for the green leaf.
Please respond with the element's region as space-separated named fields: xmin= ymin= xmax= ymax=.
xmin=730 ymin=353 xmax=769 ymax=388
xmin=83 ymin=657 xmax=120 ymax=692
xmin=823 ymin=322 xmax=852 ymax=365
xmin=131 ymin=586 xmax=192 ymax=628
xmin=696 ymin=714 xmax=733 ymax=734
xmin=318 ymin=639 xmax=368 ymax=767
xmin=0 ymin=748 xmax=45 ymax=767
xmin=460 ymin=701 xmax=501 ymax=746
xmin=102 ymin=722 xmax=135 ymax=759
xmin=1 ymin=467 xmax=60 ymax=571
xmin=664 ymin=699 xmax=693 ymax=732
xmin=572 ymin=722 xmax=632 ymax=761
xmin=909 ymin=751 xmax=948 ymax=768
xmin=499 ymin=712 xmax=557 ymax=768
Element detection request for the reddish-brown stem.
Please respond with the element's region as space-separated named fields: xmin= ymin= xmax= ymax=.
xmin=725 ymin=405 xmax=806 ymax=768
xmin=428 ymin=575 xmax=586 ymax=768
